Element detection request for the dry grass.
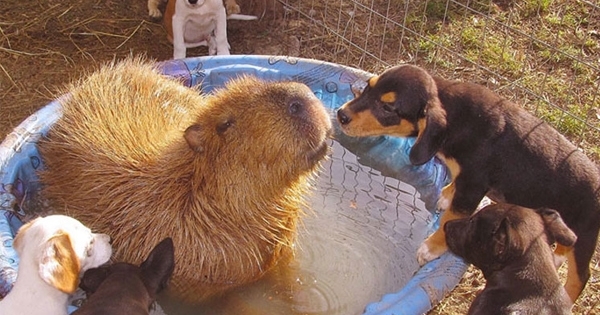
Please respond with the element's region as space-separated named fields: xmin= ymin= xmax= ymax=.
xmin=1 ymin=0 xmax=599 ymax=314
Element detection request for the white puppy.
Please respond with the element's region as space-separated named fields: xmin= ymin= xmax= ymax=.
xmin=158 ymin=0 xmax=257 ymax=59
xmin=0 ymin=215 xmax=112 ymax=315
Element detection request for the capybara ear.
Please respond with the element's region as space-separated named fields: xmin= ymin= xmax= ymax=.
xmin=492 ymin=217 xmax=511 ymax=261
xmin=79 ymin=266 xmax=111 ymax=294
xmin=409 ymin=97 xmax=447 ymax=165
xmin=184 ymin=124 xmax=204 ymax=153
xmin=536 ymin=208 xmax=577 ymax=247
xmin=141 ymin=237 xmax=175 ymax=295
xmin=38 ymin=232 xmax=81 ymax=294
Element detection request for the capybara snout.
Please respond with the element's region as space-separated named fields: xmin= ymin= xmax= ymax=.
xmin=38 ymin=59 xmax=332 ymax=302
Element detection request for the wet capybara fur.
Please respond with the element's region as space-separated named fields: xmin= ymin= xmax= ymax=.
xmin=37 ymin=58 xmax=332 ymax=301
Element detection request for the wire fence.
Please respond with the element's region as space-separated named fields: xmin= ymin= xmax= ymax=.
xmin=279 ymin=0 xmax=600 ymax=160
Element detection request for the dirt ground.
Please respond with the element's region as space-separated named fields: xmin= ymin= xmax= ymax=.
xmin=0 ymin=0 xmax=293 ymax=138
xmin=1 ymin=0 xmax=599 ymax=314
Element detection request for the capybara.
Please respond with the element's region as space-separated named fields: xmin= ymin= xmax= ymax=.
xmin=37 ymin=58 xmax=332 ymax=301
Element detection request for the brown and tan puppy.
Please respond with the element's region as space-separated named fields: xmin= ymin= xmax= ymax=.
xmin=38 ymin=58 xmax=332 ymax=302
xmin=336 ymin=64 xmax=600 ymax=302
xmin=445 ymin=204 xmax=576 ymax=315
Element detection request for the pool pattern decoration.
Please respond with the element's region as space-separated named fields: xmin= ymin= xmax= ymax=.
xmin=0 ymin=55 xmax=467 ymax=314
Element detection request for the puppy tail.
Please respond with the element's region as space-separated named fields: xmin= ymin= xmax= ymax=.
xmin=227 ymin=14 xmax=258 ymax=21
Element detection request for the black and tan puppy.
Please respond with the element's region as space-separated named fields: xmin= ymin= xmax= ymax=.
xmin=445 ymin=203 xmax=576 ymax=315
xmin=73 ymin=238 xmax=175 ymax=315
xmin=336 ymin=64 xmax=600 ymax=302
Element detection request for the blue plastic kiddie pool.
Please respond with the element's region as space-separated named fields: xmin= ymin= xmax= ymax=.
xmin=0 ymin=55 xmax=467 ymax=314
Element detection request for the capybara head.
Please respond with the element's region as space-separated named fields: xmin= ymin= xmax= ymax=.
xmin=444 ymin=203 xmax=577 ymax=273
xmin=38 ymin=58 xmax=332 ymax=301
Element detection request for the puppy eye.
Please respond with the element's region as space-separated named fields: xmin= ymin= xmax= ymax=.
xmin=86 ymin=239 xmax=94 ymax=257
xmin=381 ymin=102 xmax=395 ymax=113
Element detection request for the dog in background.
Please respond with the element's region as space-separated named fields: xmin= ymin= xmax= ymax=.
xmin=148 ymin=0 xmax=257 ymax=59
xmin=336 ymin=64 xmax=600 ymax=302
xmin=445 ymin=203 xmax=576 ymax=314
xmin=0 ymin=215 xmax=112 ymax=315
xmin=73 ymin=238 xmax=174 ymax=315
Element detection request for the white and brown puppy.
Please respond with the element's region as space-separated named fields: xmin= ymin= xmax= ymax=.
xmin=0 ymin=215 xmax=112 ymax=315
xmin=160 ymin=0 xmax=257 ymax=59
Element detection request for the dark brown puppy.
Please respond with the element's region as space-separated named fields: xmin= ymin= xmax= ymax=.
xmin=445 ymin=204 xmax=576 ymax=315
xmin=73 ymin=238 xmax=175 ymax=315
xmin=336 ymin=64 xmax=600 ymax=302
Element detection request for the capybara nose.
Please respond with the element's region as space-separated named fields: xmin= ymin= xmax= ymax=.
xmin=337 ymin=109 xmax=351 ymax=125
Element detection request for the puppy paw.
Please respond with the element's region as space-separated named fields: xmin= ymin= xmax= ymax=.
xmin=226 ymin=3 xmax=241 ymax=15
xmin=417 ymin=243 xmax=437 ymax=265
xmin=148 ymin=8 xmax=162 ymax=19
xmin=416 ymin=237 xmax=447 ymax=266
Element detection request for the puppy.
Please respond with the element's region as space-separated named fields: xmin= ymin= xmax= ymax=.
xmin=73 ymin=238 xmax=175 ymax=315
xmin=154 ymin=0 xmax=257 ymax=59
xmin=445 ymin=203 xmax=576 ymax=314
xmin=336 ymin=64 xmax=600 ymax=302
xmin=0 ymin=215 xmax=112 ymax=315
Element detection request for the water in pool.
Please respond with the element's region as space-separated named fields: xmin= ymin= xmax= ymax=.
xmin=155 ymin=140 xmax=434 ymax=315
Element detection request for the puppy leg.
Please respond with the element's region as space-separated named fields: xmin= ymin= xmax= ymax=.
xmin=224 ymin=0 xmax=241 ymax=15
xmin=212 ymin=8 xmax=231 ymax=55
xmin=553 ymin=244 xmax=568 ymax=269
xmin=171 ymin=16 xmax=187 ymax=59
xmin=417 ymin=177 xmax=486 ymax=265
xmin=564 ymin=249 xmax=584 ymax=303
xmin=564 ymin=232 xmax=597 ymax=302
xmin=148 ymin=0 xmax=162 ymax=18
xmin=417 ymin=206 xmax=466 ymax=265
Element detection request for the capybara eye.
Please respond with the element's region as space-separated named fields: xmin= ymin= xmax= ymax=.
xmin=288 ymin=101 xmax=301 ymax=115
xmin=216 ymin=120 xmax=233 ymax=134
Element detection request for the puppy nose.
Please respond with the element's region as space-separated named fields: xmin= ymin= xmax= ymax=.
xmin=189 ymin=0 xmax=198 ymax=3
xmin=337 ymin=109 xmax=351 ymax=125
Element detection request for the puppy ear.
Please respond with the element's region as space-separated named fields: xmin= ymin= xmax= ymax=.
xmin=184 ymin=124 xmax=204 ymax=153
xmin=409 ymin=97 xmax=447 ymax=165
xmin=79 ymin=266 xmax=110 ymax=295
xmin=13 ymin=219 xmax=36 ymax=255
xmin=491 ymin=217 xmax=510 ymax=261
xmin=536 ymin=208 xmax=577 ymax=247
xmin=141 ymin=237 xmax=175 ymax=295
xmin=39 ymin=232 xmax=81 ymax=294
